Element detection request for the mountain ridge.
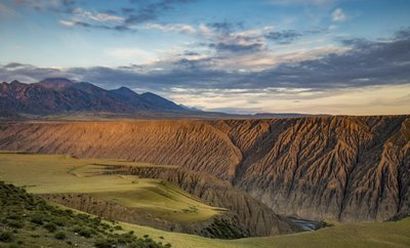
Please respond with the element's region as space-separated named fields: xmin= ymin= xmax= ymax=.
xmin=0 ymin=78 xmax=189 ymax=115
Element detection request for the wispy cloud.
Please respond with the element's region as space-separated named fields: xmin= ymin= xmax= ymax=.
xmin=332 ymin=8 xmax=347 ymax=22
xmin=269 ymin=0 xmax=334 ymax=6
xmin=265 ymin=30 xmax=302 ymax=44
xmin=13 ymin=0 xmax=76 ymax=13
xmin=143 ymin=23 xmax=196 ymax=33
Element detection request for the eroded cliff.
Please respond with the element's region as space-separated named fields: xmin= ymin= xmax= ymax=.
xmin=0 ymin=115 xmax=408 ymax=222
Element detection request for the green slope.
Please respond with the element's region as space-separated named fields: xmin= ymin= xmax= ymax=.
xmin=0 ymin=152 xmax=222 ymax=223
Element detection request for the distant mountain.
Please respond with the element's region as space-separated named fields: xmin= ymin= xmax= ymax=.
xmin=0 ymin=78 xmax=189 ymax=116
xmin=253 ymin=113 xmax=311 ymax=119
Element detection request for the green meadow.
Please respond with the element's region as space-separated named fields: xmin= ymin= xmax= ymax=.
xmin=0 ymin=152 xmax=221 ymax=224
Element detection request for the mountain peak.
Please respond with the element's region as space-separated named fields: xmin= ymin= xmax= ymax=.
xmin=110 ymin=86 xmax=139 ymax=98
xmin=10 ymin=80 xmax=23 ymax=85
xmin=37 ymin=78 xmax=74 ymax=90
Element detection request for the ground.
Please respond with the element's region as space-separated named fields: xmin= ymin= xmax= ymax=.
xmin=0 ymin=151 xmax=222 ymax=224
xmin=1 ymin=151 xmax=409 ymax=248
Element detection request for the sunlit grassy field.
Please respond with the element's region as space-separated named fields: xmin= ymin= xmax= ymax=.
xmin=121 ymin=217 xmax=410 ymax=248
xmin=0 ymin=152 xmax=221 ymax=223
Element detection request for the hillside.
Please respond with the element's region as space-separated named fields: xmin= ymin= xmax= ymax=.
xmin=0 ymin=78 xmax=187 ymax=116
xmin=0 ymin=115 xmax=409 ymax=223
xmin=0 ymin=181 xmax=171 ymax=248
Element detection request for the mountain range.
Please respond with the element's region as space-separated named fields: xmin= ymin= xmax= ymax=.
xmin=0 ymin=78 xmax=189 ymax=116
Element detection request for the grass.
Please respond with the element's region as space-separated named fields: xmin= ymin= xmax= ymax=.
xmin=119 ymin=217 xmax=410 ymax=248
xmin=0 ymin=181 xmax=171 ymax=248
xmin=0 ymin=152 xmax=221 ymax=223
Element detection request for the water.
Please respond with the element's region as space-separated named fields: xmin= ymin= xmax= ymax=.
xmin=287 ymin=217 xmax=327 ymax=231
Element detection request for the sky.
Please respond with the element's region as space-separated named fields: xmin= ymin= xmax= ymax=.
xmin=0 ymin=0 xmax=409 ymax=115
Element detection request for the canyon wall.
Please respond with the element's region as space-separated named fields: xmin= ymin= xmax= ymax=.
xmin=0 ymin=115 xmax=408 ymax=222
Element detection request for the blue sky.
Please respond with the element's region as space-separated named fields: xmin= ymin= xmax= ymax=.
xmin=0 ymin=0 xmax=409 ymax=114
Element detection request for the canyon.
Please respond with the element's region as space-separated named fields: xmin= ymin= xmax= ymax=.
xmin=1 ymin=115 xmax=408 ymax=225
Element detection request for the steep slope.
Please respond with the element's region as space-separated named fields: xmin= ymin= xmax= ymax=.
xmin=140 ymin=92 xmax=185 ymax=112
xmin=0 ymin=116 xmax=408 ymax=222
xmin=108 ymin=166 xmax=300 ymax=236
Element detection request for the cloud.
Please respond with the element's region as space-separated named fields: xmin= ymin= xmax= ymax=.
xmin=265 ymin=30 xmax=302 ymax=44
xmin=332 ymin=8 xmax=347 ymax=22
xmin=59 ymin=7 xmax=125 ymax=29
xmin=1 ymin=28 xmax=409 ymax=94
xmin=269 ymin=0 xmax=334 ymax=6
xmin=13 ymin=0 xmax=76 ymax=13
xmin=0 ymin=2 xmax=18 ymax=17
xmin=143 ymin=23 xmax=196 ymax=33
xmin=42 ymin=0 xmax=194 ymax=31
xmin=117 ymin=0 xmax=194 ymax=29
xmin=206 ymin=21 xmax=243 ymax=34
xmin=72 ymin=8 xmax=124 ymax=23
xmin=208 ymin=42 xmax=264 ymax=54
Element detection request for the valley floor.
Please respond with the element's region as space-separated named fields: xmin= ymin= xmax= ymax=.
xmin=120 ymin=217 xmax=410 ymax=248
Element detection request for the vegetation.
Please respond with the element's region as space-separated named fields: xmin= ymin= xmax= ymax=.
xmin=120 ymin=217 xmax=410 ymax=248
xmin=0 ymin=152 xmax=222 ymax=223
xmin=0 ymin=181 xmax=170 ymax=247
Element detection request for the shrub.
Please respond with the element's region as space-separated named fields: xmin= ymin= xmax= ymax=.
xmin=7 ymin=220 xmax=24 ymax=229
xmin=44 ymin=223 xmax=57 ymax=232
xmin=54 ymin=231 xmax=66 ymax=240
xmin=0 ymin=231 xmax=14 ymax=242
xmin=94 ymin=238 xmax=116 ymax=248
xmin=30 ymin=214 xmax=44 ymax=225
xmin=78 ymin=228 xmax=93 ymax=238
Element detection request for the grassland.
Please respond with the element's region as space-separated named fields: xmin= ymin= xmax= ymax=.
xmin=121 ymin=217 xmax=410 ymax=248
xmin=1 ymin=151 xmax=410 ymax=248
xmin=0 ymin=181 xmax=170 ymax=248
xmin=0 ymin=152 xmax=221 ymax=223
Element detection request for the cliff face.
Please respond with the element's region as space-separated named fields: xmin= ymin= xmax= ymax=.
xmin=41 ymin=192 xmax=252 ymax=239
xmin=0 ymin=116 xmax=408 ymax=222
xmin=109 ymin=166 xmax=299 ymax=236
xmin=220 ymin=117 xmax=410 ymax=221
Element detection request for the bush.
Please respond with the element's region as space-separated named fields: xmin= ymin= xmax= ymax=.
xmin=54 ymin=231 xmax=66 ymax=240
xmin=94 ymin=238 xmax=116 ymax=248
xmin=0 ymin=231 xmax=14 ymax=243
xmin=74 ymin=227 xmax=93 ymax=238
xmin=44 ymin=223 xmax=57 ymax=233
xmin=30 ymin=214 xmax=44 ymax=225
xmin=7 ymin=220 xmax=24 ymax=229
